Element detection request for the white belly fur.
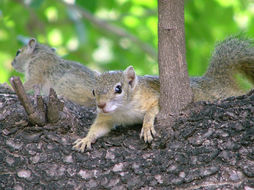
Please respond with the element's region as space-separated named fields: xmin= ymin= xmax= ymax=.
xmin=112 ymin=101 xmax=145 ymax=126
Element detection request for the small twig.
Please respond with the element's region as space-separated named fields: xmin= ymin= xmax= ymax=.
xmin=47 ymin=88 xmax=64 ymax=123
xmin=33 ymin=85 xmax=46 ymax=122
xmin=10 ymin=77 xmax=35 ymax=115
xmin=36 ymin=95 xmax=46 ymax=123
xmin=9 ymin=77 xmax=46 ymax=126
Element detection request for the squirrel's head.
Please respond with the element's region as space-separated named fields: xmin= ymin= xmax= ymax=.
xmin=11 ymin=38 xmax=56 ymax=73
xmin=93 ymin=66 xmax=138 ymax=114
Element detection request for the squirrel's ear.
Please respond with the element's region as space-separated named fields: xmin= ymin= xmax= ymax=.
xmin=124 ymin=66 xmax=137 ymax=88
xmin=28 ymin=38 xmax=37 ymax=51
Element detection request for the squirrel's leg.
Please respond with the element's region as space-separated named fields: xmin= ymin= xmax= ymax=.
xmin=72 ymin=114 xmax=113 ymax=152
xmin=140 ymin=103 xmax=159 ymax=143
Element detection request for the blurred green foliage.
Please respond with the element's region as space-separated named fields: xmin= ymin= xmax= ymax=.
xmin=0 ymin=0 xmax=254 ymax=84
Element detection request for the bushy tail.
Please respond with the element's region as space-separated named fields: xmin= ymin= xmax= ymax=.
xmin=205 ymin=36 xmax=254 ymax=84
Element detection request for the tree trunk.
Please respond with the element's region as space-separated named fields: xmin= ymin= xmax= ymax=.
xmin=157 ymin=0 xmax=193 ymax=126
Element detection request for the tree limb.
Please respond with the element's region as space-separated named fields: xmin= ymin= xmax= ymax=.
xmin=1 ymin=82 xmax=254 ymax=189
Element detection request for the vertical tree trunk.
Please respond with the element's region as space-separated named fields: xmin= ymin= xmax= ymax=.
xmin=157 ymin=0 xmax=193 ymax=126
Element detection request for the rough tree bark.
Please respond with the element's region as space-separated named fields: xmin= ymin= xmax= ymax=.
xmin=157 ymin=0 xmax=193 ymax=126
xmin=1 ymin=83 xmax=254 ymax=189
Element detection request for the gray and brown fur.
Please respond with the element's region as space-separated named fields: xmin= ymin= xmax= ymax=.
xmin=12 ymin=38 xmax=97 ymax=106
xmin=73 ymin=36 xmax=254 ymax=152
xmin=191 ymin=36 xmax=254 ymax=101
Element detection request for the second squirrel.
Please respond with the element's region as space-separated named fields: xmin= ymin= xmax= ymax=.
xmin=12 ymin=38 xmax=97 ymax=106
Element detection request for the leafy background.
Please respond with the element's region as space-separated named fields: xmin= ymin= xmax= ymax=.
xmin=0 ymin=0 xmax=254 ymax=85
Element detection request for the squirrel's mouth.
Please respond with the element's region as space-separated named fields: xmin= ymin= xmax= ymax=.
xmin=101 ymin=109 xmax=110 ymax=114
xmin=97 ymin=103 xmax=118 ymax=114
xmin=97 ymin=107 xmax=109 ymax=114
xmin=98 ymin=107 xmax=116 ymax=114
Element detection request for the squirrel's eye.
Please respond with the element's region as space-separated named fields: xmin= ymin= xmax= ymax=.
xmin=16 ymin=50 xmax=21 ymax=56
xmin=92 ymin=90 xmax=95 ymax=96
xmin=115 ymin=85 xmax=122 ymax=94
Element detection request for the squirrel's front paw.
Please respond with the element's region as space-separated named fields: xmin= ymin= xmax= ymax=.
xmin=72 ymin=137 xmax=93 ymax=152
xmin=140 ymin=124 xmax=156 ymax=143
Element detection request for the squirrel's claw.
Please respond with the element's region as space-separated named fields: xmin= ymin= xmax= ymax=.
xmin=72 ymin=138 xmax=92 ymax=152
xmin=140 ymin=125 xmax=156 ymax=143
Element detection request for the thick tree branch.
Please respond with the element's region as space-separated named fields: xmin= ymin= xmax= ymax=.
xmin=1 ymin=82 xmax=254 ymax=189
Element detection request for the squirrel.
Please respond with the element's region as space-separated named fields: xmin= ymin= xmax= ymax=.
xmin=11 ymin=38 xmax=97 ymax=106
xmin=73 ymin=36 xmax=254 ymax=152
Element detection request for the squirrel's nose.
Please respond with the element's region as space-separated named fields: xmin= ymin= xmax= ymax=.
xmin=98 ymin=102 xmax=106 ymax=109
